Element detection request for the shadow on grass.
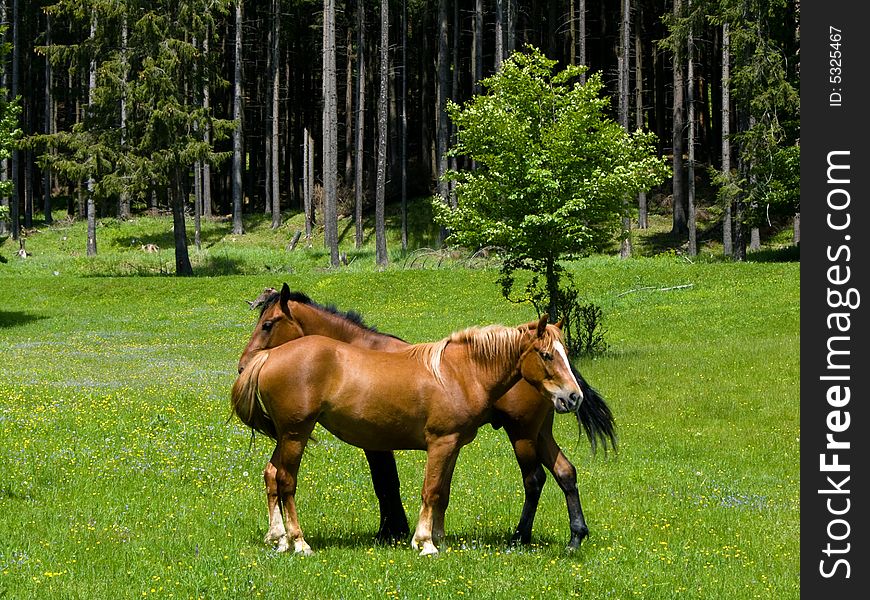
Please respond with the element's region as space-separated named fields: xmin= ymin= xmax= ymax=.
xmin=256 ymin=527 xmax=565 ymax=554
xmin=746 ymin=244 xmax=800 ymax=263
xmin=196 ymin=253 xmax=248 ymax=276
xmin=0 ymin=311 xmax=47 ymax=329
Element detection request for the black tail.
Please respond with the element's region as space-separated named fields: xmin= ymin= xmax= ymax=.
xmin=572 ymin=365 xmax=617 ymax=455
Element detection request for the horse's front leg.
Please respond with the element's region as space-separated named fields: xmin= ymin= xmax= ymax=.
xmin=263 ymin=453 xmax=288 ymax=551
xmin=412 ymin=434 xmax=462 ymax=556
xmin=538 ymin=412 xmax=588 ymax=550
xmin=274 ymin=430 xmax=315 ymax=555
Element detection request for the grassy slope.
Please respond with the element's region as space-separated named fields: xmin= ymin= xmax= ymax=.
xmin=0 ymin=209 xmax=799 ymax=599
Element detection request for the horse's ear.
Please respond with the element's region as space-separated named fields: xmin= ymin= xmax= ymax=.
xmin=248 ymin=287 xmax=278 ymax=310
xmin=554 ymin=317 xmax=564 ymax=330
xmin=280 ymin=283 xmax=294 ymax=319
xmin=536 ymin=314 xmax=549 ymax=338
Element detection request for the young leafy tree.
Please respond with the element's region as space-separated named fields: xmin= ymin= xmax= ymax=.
xmin=436 ymin=47 xmax=667 ymax=350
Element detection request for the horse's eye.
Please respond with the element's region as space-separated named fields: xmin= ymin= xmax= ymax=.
xmin=262 ymin=321 xmax=274 ymax=332
xmin=539 ymin=351 xmax=553 ymax=361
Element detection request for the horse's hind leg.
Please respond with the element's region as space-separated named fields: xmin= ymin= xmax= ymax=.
xmin=274 ymin=430 xmax=315 ymax=555
xmin=538 ymin=412 xmax=588 ymax=550
xmin=364 ymin=449 xmax=410 ymax=542
xmin=263 ymin=454 xmax=288 ymax=550
xmin=504 ymin=427 xmax=547 ymax=546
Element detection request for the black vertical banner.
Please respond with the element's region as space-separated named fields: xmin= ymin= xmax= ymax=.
xmin=801 ymin=2 xmax=869 ymax=597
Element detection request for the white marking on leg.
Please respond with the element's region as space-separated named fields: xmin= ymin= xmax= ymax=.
xmin=294 ymin=539 xmax=313 ymax=556
xmin=419 ymin=540 xmax=439 ymax=556
xmin=264 ymin=502 xmax=287 ymax=544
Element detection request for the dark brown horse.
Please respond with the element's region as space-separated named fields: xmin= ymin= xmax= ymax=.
xmin=237 ymin=285 xmax=616 ymax=550
xmin=232 ymin=313 xmax=583 ymax=555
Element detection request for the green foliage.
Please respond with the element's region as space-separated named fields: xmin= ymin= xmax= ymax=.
xmin=0 ymin=24 xmax=21 ymax=199
xmin=710 ymin=0 xmax=800 ymax=224
xmin=32 ymin=0 xmax=232 ymax=204
xmin=438 ymin=46 xmax=667 ymax=257
xmin=434 ymin=46 xmax=667 ymax=352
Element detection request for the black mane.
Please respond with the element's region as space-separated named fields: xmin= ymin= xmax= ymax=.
xmin=268 ymin=288 xmax=404 ymax=341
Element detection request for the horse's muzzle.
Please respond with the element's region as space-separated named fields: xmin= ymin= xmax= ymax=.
xmin=554 ymin=391 xmax=582 ymax=414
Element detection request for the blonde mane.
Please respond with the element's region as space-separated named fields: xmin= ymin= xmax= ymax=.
xmin=404 ymin=324 xmax=556 ymax=385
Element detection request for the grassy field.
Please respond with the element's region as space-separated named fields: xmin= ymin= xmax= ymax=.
xmin=0 ymin=209 xmax=799 ymax=598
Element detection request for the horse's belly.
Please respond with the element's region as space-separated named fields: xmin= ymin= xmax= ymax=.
xmin=318 ymin=410 xmax=428 ymax=451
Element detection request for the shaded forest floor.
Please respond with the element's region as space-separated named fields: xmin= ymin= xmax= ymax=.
xmin=0 ymin=195 xmax=799 ymax=276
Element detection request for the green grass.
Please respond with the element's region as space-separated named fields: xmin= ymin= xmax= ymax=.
xmin=0 ymin=209 xmax=798 ymax=598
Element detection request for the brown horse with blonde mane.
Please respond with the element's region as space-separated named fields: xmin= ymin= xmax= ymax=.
xmin=237 ymin=284 xmax=617 ymax=552
xmin=232 ymin=310 xmax=583 ymax=555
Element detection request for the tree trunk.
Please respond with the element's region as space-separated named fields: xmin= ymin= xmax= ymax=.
xmin=344 ymin=28 xmax=354 ymax=189
xmin=43 ymin=11 xmax=53 ymax=224
xmin=545 ymin=256 xmax=559 ymax=322
xmin=232 ymin=0 xmax=245 ymax=235
xmin=793 ymin=212 xmax=800 ymax=245
xmin=270 ymin=0 xmax=281 ymax=229
xmin=473 ymin=0 xmax=483 ymax=94
xmin=618 ymin=0 xmax=631 ymax=258
xmin=303 ymin=127 xmax=313 ymax=239
xmin=117 ymin=12 xmax=130 ymax=220
xmin=23 ymin=147 xmax=32 ymax=230
xmin=721 ymin=22 xmax=732 ymax=256
xmin=578 ymin=0 xmax=587 ymax=83
xmin=687 ymin=1 xmax=697 ymax=256
xmin=400 ymin=0 xmax=408 ymax=251
xmin=323 ymin=0 xmax=339 ymax=266
xmin=749 ymin=226 xmax=760 ymax=250
xmin=0 ymin=0 xmax=7 ymax=238
xmin=375 ymin=0 xmax=389 ymax=266
xmin=506 ymin=0 xmax=515 ymax=55
xmin=436 ymin=0 xmax=449 ymax=206
xmin=171 ymin=167 xmax=193 ymax=276
xmin=733 ymin=106 xmax=748 ymax=261
xmin=9 ymin=0 xmax=19 ymax=240
xmin=354 ymin=0 xmax=366 ymax=248
xmin=202 ymin=28 xmax=212 ymax=219
xmin=636 ymin=18 xmax=647 ymax=229
xmin=670 ymin=0 xmax=687 ymax=238
xmin=86 ymin=10 xmax=97 ymax=256
xmin=569 ymin=1 xmax=575 ymax=65
xmin=194 ymin=158 xmax=202 ymax=249
xmin=495 ymin=0 xmax=504 ymax=70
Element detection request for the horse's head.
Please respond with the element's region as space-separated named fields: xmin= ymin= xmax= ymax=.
xmin=518 ymin=314 xmax=583 ymax=414
xmin=238 ymin=284 xmax=305 ymax=373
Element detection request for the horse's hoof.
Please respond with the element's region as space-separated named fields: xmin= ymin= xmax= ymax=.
xmin=566 ymin=530 xmax=588 ymax=551
xmin=274 ymin=536 xmax=291 ymax=553
xmin=375 ymin=526 xmax=409 ymax=545
xmin=510 ymin=531 xmax=531 ymax=547
xmin=418 ymin=541 xmax=439 ymax=556
xmin=294 ymin=540 xmax=313 ymax=556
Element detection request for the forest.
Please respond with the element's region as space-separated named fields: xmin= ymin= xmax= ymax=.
xmin=1 ymin=0 xmax=799 ymax=270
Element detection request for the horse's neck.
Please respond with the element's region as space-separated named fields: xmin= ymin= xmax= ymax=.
xmin=445 ymin=335 xmax=525 ymax=401
xmin=299 ymin=304 xmax=406 ymax=351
